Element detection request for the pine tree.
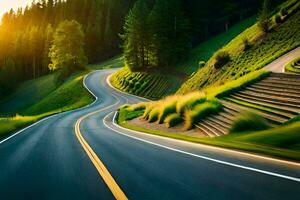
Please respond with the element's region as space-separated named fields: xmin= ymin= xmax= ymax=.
xmin=122 ymin=0 xmax=151 ymax=71
xmin=149 ymin=0 xmax=191 ymax=68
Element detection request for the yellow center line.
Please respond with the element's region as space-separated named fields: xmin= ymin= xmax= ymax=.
xmin=74 ymin=97 xmax=128 ymax=200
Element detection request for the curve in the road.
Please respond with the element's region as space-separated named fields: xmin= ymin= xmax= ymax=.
xmin=1 ymin=69 xmax=300 ymax=200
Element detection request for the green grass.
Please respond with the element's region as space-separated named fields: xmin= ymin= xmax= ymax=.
xmin=230 ymin=111 xmax=271 ymax=133
xmin=24 ymin=72 xmax=93 ymax=115
xmin=204 ymin=70 xmax=271 ymax=98
xmin=126 ymin=68 xmax=270 ymax=129
xmin=184 ymin=100 xmax=222 ymax=130
xmin=285 ymin=56 xmax=300 ymax=73
xmin=0 ymin=55 xmax=125 ymax=139
xmin=164 ymin=113 xmax=183 ymax=128
xmin=110 ymin=66 xmax=180 ymax=99
xmin=177 ymin=16 xmax=256 ymax=75
xmin=0 ymin=71 xmax=94 ymax=139
xmin=178 ymin=5 xmax=300 ymax=94
xmin=117 ymin=107 xmax=144 ymax=123
xmin=0 ymin=73 xmax=59 ymax=115
xmin=117 ymin=111 xmax=300 ymax=161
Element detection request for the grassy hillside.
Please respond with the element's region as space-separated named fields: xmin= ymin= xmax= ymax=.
xmin=0 ymin=71 xmax=94 ymax=139
xmin=110 ymin=16 xmax=257 ymax=99
xmin=177 ymin=16 xmax=256 ymax=75
xmin=178 ymin=1 xmax=300 ymax=94
xmin=0 ymin=74 xmax=59 ymax=115
xmin=0 ymin=58 xmax=124 ymax=139
xmin=110 ymin=67 xmax=181 ymax=99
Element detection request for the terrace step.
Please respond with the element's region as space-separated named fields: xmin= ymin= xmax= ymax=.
xmin=212 ymin=113 xmax=235 ymax=125
xmin=267 ymin=76 xmax=300 ymax=84
xmin=270 ymin=73 xmax=300 ymax=79
xmin=204 ymin=119 xmax=228 ymax=135
xmin=232 ymin=94 xmax=300 ymax=114
xmin=196 ymin=123 xmax=218 ymax=137
xmin=200 ymin=120 xmax=226 ymax=136
xmin=255 ymin=82 xmax=300 ymax=91
xmin=247 ymin=86 xmax=300 ymax=99
xmin=221 ymin=99 xmax=288 ymax=124
xmin=238 ymin=90 xmax=300 ymax=105
xmin=260 ymin=79 xmax=300 ymax=87
xmin=250 ymin=85 xmax=300 ymax=96
xmin=206 ymin=116 xmax=231 ymax=130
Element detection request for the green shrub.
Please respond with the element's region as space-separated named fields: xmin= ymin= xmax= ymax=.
xmin=118 ymin=107 xmax=144 ymax=123
xmin=148 ymin=108 xmax=160 ymax=123
xmin=164 ymin=113 xmax=183 ymax=128
xmin=214 ymin=51 xmax=231 ymax=69
xmin=127 ymin=102 xmax=147 ymax=111
xmin=230 ymin=112 xmax=271 ymax=133
xmin=184 ymin=100 xmax=222 ymax=130
xmin=143 ymin=103 xmax=156 ymax=120
xmin=158 ymin=98 xmax=178 ymax=124
xmin=176 ymin=92 xmax=206 ymax=115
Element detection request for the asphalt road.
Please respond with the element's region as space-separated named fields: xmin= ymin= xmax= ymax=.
xmin=0 ymin=69 xmax=299 ymax=200
xmin=265 ymin=46 xmax=300 ymax=72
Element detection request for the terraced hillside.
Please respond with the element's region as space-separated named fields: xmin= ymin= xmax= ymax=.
xmin=110 ymin=67 xmax=181 ymax=99
xmin=178 ymin=1 xmax=300 ymax=94
xmin=197 ymin=73 xmax=300 ymax=137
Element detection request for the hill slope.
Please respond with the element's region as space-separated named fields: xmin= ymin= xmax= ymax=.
xmin=111 ymin=16 xmax=257 ymax=99
xmin=178 ymin=1 xmax=300 ymax=94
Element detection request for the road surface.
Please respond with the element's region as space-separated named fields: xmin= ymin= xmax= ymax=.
xmin=0 ymin=69 xmax=299 ymax=199
xmin=265 ymin=46 xmax=300 ymax=72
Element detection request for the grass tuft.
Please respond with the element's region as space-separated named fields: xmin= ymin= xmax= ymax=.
xmin=230 ymin=111 xmax=271 ymax=133
xmin=176 ymin=92 xmax=206 ymax=115
xmin=164 ymin=113 xmax=183 ymax=128
xmin=184 ymin=100 xmax=222 ymax=130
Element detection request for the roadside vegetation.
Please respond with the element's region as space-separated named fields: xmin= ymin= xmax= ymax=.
xmin=117 ymin=112 xmax=300 ymax=161
xmin=110 ymin=67 xmax=180 ymax=99
xmin=0 ymin=72 xmax=94 ymax=139
xmin=285 ymin=56 xmax=300 ymax=73
xmin=118 ymin=69 xmax=271 ymax=130
xmin=178 ymin=0 xmax=300 ymax=94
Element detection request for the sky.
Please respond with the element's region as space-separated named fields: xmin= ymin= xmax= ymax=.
xmin=0 ymin=0 xmax=32 ymax=18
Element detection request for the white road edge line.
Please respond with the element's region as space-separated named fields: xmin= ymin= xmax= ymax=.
xmin=102 ymin=111 xmax=300 ymax=183
xmin=0 ymin=70 xmax=103 ymax=145
xmin=105 ymin=70 xmax=300 ymax=167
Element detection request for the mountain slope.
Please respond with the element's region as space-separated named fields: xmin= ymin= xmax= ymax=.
xmin=178 ymin=1 xmax=300 ymax=94
xmin=111 ymin=16 xmax=257 ymax=99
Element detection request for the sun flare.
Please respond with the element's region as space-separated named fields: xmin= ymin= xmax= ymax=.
xmin=0 ymin=0 xmax=32 ymax=19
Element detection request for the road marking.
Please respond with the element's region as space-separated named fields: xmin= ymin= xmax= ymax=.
xmin=0 ymin=70 xmax=101 ymax=145
xmin=74 ymin=98 xmax=128 ymax=200
xmin=103 ymin=111 xmax=300 ymax=183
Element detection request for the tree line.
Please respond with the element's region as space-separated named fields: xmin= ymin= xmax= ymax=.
xmin=123 ymin=0 xmax=286 ymax=71
xmin=0 ymin=0 xmax=134 ymax=96
xmin=0 ymin=0 xmax=285 ymax=96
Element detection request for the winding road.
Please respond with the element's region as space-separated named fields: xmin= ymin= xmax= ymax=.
xmin=0 ymin=69 xmax=300 ymax=199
